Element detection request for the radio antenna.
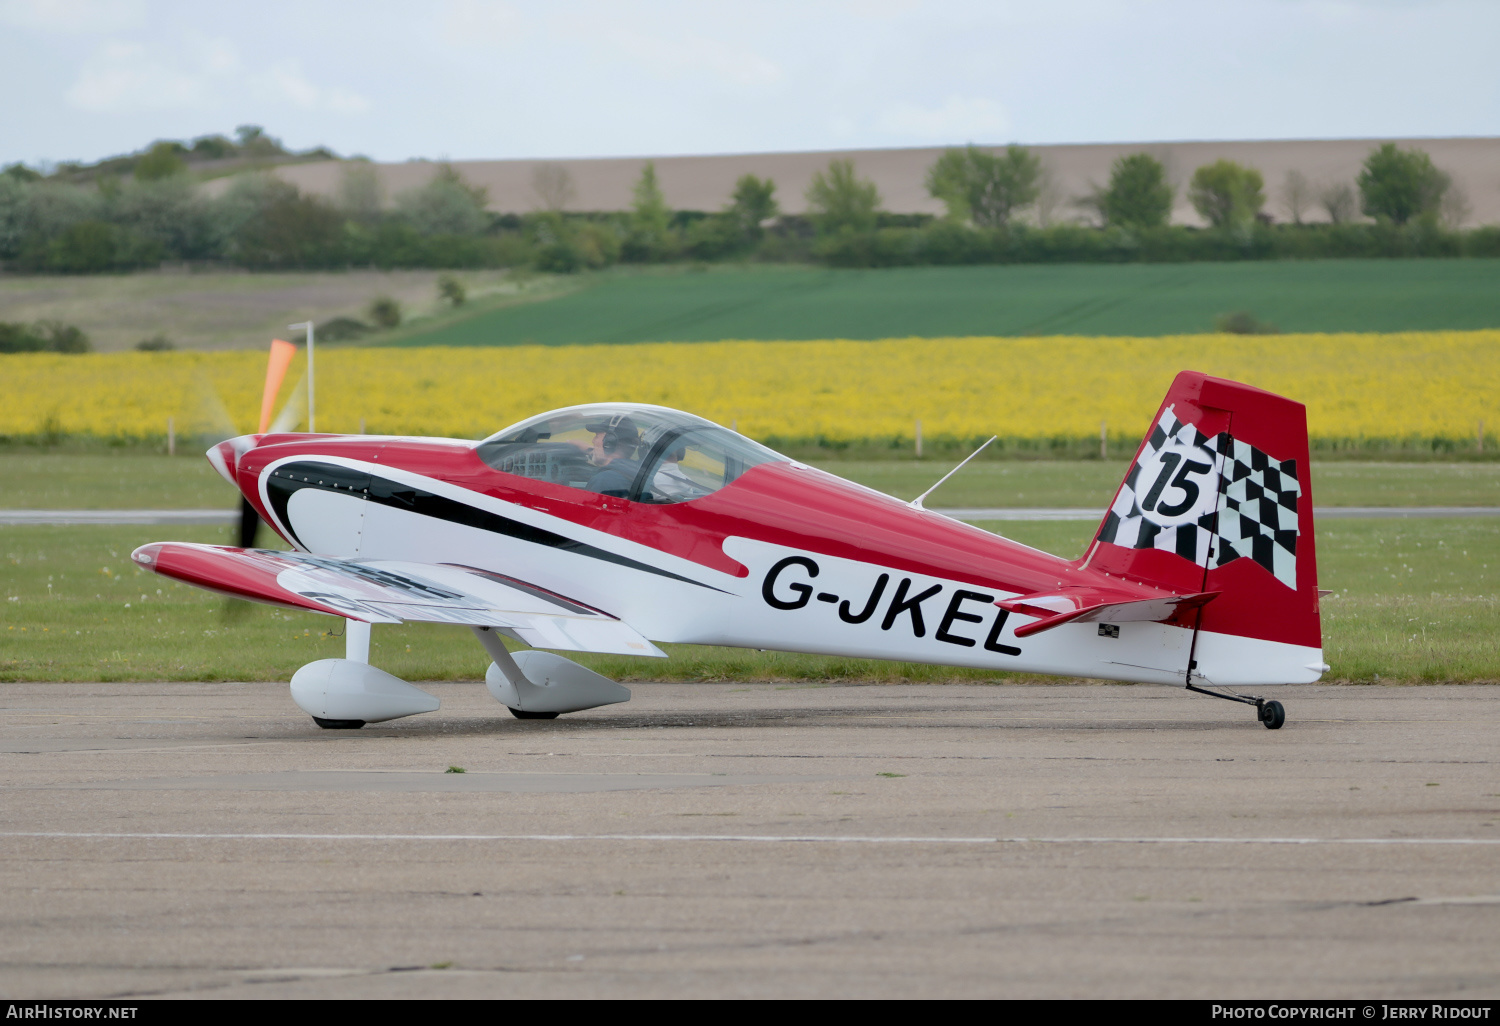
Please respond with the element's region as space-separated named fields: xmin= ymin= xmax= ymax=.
xmin=909 ymin=435 xmax=998 ymax=511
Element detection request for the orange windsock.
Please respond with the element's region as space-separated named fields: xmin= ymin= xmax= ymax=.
xmin=258 ymin=338 xmax=297 ymax=433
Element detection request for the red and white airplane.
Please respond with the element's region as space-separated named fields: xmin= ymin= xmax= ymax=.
xmin=131 ymin=370 xmax=1325 ymax=730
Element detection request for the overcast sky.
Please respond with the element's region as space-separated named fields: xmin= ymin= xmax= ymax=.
xmin=1 ymin=0 xmax=1496 ymax=168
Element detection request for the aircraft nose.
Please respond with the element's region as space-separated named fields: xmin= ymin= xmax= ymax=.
xmin=206 ymin=434 xmax=263 ymax=487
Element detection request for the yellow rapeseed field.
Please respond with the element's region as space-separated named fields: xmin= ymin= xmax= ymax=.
xmin=3 ymin=331 xmax=1495 ymax=446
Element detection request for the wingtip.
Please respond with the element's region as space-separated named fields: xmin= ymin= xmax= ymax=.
xmin=130 ymin=543 xmax=164 ymax=566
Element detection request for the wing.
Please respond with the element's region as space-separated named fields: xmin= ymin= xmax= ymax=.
xmin=130 ymin=542 xmax=665 ymax=658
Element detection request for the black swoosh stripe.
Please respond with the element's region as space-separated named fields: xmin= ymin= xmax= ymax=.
xmin=263 ymin=461 xmax=370 ymax=550
xmin=265 ymin=460 xmax=723 ymax=592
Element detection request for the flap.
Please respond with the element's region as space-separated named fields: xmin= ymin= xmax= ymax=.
xmin=998 ymin=587 xmax=1218 ymax=638
xmin=131 ymin=542 xmax=665 ymax=658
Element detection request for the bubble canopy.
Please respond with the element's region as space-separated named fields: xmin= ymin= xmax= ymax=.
xmin=475 ymin=403 xmax=787 ymax=503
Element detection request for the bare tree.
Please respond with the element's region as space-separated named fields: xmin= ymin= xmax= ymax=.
xmin=1033 ymin=162 xmax=1066 ymax=226
xmin=1280 ymin=170 xmax=1311 ymax=225
xmin=338 ymin=161 xmax=383 ymax=222
xmin=1321 ymin=182 xmax=1357 ymax=224
xmin=531 ymin=163 xmax=576 ymax=212
xmin=1072 ymin=187 xmax=1106 ymax=227
xmin=1440 ymin=179 xmax=1473 ymax=229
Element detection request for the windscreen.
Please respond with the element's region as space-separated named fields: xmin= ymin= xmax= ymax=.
xmin=476 ymin=404 xmax=785 ymax=502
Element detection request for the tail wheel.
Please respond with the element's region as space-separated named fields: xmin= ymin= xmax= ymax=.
xmin=1185 ymin=683 xmax=1287 ymax=729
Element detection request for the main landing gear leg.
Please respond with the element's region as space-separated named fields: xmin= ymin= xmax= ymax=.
xmin=1185 ymin=683 xmax=1286 ymax=730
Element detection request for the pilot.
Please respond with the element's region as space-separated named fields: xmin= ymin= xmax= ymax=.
xmin=582 ymin=414 xmax=641 ymax=496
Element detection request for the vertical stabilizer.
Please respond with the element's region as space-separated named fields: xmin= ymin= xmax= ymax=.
xmin=1082 ymin=371 xmax=1323 ymax=682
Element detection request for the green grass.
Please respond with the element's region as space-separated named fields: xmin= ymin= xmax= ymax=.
xmin=381 ymin=260 xmax=1500 ymax=347
xmin=2 ymin=518 xmax=1496 ymax=684
xmin=0 ymin=523 xmax=1062 ymax=684
xmin=0 ymin=453 xmax=239 ymax=508
xmin=4 ymin=453 xmax=1497 ymax=510
xmin=3 ymin=456 xmax=1492 ymax=684
xmin=1313 ymin=519 xmax=1500 ymax=681
xmin=972 ymin=519 xmax=1500 ymax=684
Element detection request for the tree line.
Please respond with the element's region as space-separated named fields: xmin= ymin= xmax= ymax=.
xmin=808 ymin=143 xmax=1497 ymax=267
xmin=1 ymin=134 xmax=1495 ymax=276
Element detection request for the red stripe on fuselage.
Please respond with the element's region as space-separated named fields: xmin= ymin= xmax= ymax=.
xmin=231 ymin=435 xmax=1170 ymax=605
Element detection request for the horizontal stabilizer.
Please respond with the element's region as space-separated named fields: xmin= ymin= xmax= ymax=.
xmin=998 ymin=587 xmax=1218 ymax=638
xmin=131 ymin=542 xmax=665 ymax=658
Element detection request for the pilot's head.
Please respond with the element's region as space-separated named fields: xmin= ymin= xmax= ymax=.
xmin=584 ymin=413 xmax=640 ymax=465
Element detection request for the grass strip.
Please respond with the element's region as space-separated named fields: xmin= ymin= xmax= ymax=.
xmin=3 ymin=519 xmax=1494 ymax=684
xmin=4 ymin=454 xmax=1498 ymax=511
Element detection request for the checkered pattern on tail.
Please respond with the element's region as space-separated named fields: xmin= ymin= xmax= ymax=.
xmin=1098 ymin=407 xmax=1301 ymax=589
xmin=1098 ymin=409 xmax=1222 ymax=566
xmin=1215 ymin=436 xmax=1301 ymax=589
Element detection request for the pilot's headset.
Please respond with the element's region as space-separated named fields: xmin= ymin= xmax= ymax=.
xmin=592 ymin=413 xmax=640 ymax=458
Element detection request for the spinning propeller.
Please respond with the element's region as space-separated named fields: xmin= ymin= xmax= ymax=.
xmin=237 ymin=337 xmax=301 ymax=548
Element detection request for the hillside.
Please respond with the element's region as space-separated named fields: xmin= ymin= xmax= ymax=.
xmin=259 ymin=136 xmax=1500 ymax=227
